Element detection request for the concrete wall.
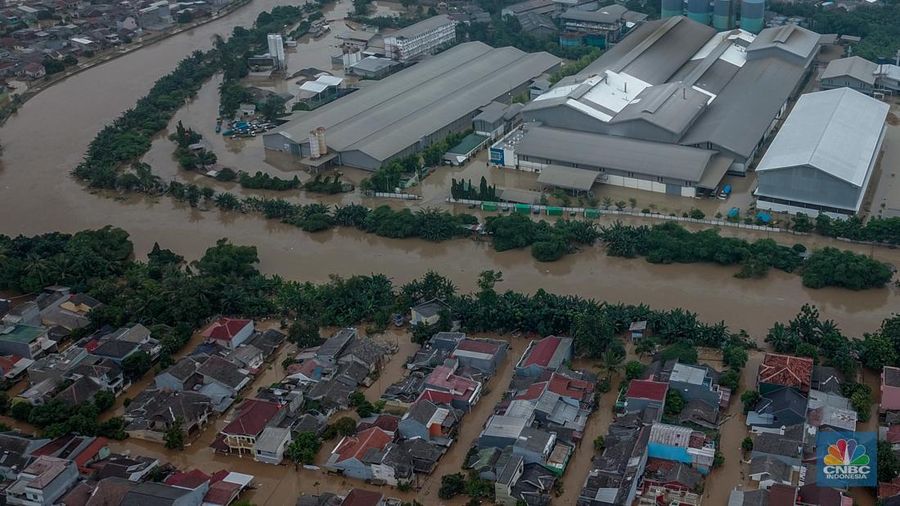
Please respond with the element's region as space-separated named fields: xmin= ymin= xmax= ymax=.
xmin=820 ymin=76 xmax=874 ymax=95
xmin=756 ymin=164 xmax=870 ymax=214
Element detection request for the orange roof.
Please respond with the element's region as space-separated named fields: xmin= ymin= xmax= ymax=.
xmin=202 ymin=318 xmax=251 ymax=342
xmin=548 ymin=372 xmax=594 ymax=400
xmin=165 ymin=469 xmax=211 ymax=489
xmin=759 ymin=353 xmax=813 ymax=392
xmin=332 ymin=427 xmax=392 ymax=463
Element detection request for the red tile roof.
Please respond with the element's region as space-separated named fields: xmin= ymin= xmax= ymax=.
xmin=84 ymin=339 xmax=101 ymax=353
xmin=73 ymin=437 xmax=108 ymax=473
xmin=768 ymin=485 xmax=798 ymax=506
xmin=425 ymin=366 xmax=479 ymax=402
xmin=515 ymin=382 xmax=548 ymax=401
xmin=888 ymin=426 xmax=900 ymax=444
xmin=204 ymin=480 xmax=241 ymax=505
xmin=548 ymin=373 xmax=594 ymax=400
xmin=879 ymin=478 xmax=900 ymax=499
xmin=357 ymin=414 xmax=400 ymax=434
xmin=342 ymin=488 xmax=384 ymax=506
xmin=202 ymin=318 xmax=252 ymax=342
xmin=626 ymin=380 xmax=669 ymax=402
xmin=332 ymin=427 xmax=392 ymax=463
xmin=759 ymin=353 xmax=814 ymax=393
xmin=165 ymin=469 xmax=212 ymax=489
xmin=417 ymin=389 xmax=454 ymax=405
xmin=0 ymin=355 xmax=24 ymax=374
xmin=454 ymin=339 xmax=501 ymax=355
xmin=522 ymin=336 xmax=561 ymax=367
xmin=220 ymin=399 xmax=281 ymax=437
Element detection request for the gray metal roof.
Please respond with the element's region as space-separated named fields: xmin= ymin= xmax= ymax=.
xmin=517 ymin=125 xmax=716 ymax=182
xmin=579 ymin=17 xmax=717 ymax=84
xmin=350 ymin=56 xmax=397 ymax=73
xmin=497 ymin=187 xmax=542 ymax=204
xmin=268 ymin=42 xmax=560 ymax=163
xmin=474 ymin=101 xmax=508 ymax=124
xmin=756 ymin=87 xmax=889 ymax=186
xmin=537 ymin=165 xmax=599 ymax=190
xmin=560 ymin=4 xmax=628 ymax=24
xmin=610 ymin=82 xmax=709 ymax=135
xmin=387 ymin=14 xmax=454 ymax=40
xmin=747 ymin=24 xmax=820 ymax=62
xmin=680 ymin=56 xmax=807 ymax=158
xmin=821 ymin=56 xmax=878 ymax=85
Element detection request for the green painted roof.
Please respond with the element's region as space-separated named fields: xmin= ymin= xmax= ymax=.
xmin=0 ymin=325 xmax=45 ymax=343
xmin=447 ymin=133 xmax=488 ymax=156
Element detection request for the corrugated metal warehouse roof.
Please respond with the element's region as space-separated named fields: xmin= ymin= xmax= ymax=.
xmin=755 ymin=87 xmax=889 ymax=186
xmin=267 ymin=42 xmax=559 ymax=167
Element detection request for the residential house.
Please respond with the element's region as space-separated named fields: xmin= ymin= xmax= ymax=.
xmin=624 ymin=379 xmax=668 ymax=419
xmin=511 ymin=462 xmax=556 ymax=506
xmin=325 ymin=427 xmax=393 ymax=481
xmin=751 ymin=431 xmax=802 ymax=471
xmin=0 ymin=434 xmax=52 ymax=480
xmin=197 ymin=355 xmax=251 ymax=412
xmin=883 ymin=366 xmax=900 ymax=412
xmin=225 ymin=345 xmax=264 ymax=373
xmin=285 ymin=360 xmax=324 ymax=384
xmin=201 ymin=318 xmax=254 ymax=350
xmin=423 ymin=363 xmax=482 ymax=411
xmin=806 ymin=389 xmax=857 ymax=434
xmin=69 ymin=356 xmax=126 ymax=395
xmin=647 ymin=423 xmax=716 ymax=473
xmin=747 ymin=389 xmax=808 ymax=434
xmin=0 ymin=355 xmax=33 ymax=382
xmin=90 ymin=339 xmax=140 ymax=365
xmin=665 ymin=362 xmax=725 ymax=408
xmin=515 ymin=336 xmax=573 ymax=377
xmin=512 ymin=427 xmax=556 ymax=466
xmin=246 ymin=328 xmax=285 ymax=358
xmin=27 ymin=345 xmax=88 ymax=385
xmin=316 ymin=328 xmax=356 ymax=368
xmin=796 ymin=483 xmax=851 ymax=506
xmin=397 ymin=438 xmax=443 ymax=475
xmin=120 ymin=481 xmax=206 ymax=506
xmin=32 ymin=435 xmax=109 ymax=475
xmin=154 ymin=356 xmax=203 ymax=392
xmin=338 ymin=338 xmax=387 ymax=376
xmin=3 ymin=302 xmax=41 ymax=326
xmin=213 ymin=399 xmax=281 ymax=455
xmin=479 ymin=415 xmax=529 ymax=449
xmin=202 ymin=471 xmax=255 ymax=506
xmin=21 ymin=61 xmax=45 ymax=80
xmin=811 ymin=366 xmax=844 ymax=395
xmin=370 ymin=441 xmax=414 ymax=486
xmin=450 ymin=338 xmax=508 ymax=375
xmin=428 ymin=332 xmax=465 ymax=351
xmin=91 ymin=454 xmax=159 ymax=482
xmin=5 ymin=456 xmax=78 ymax=506
xmin=577 ymin=422 xmax=650 ymax=506
xmin=163 ymin=469 xmax=212 ymax=496
xmin=18 ymin=378 xmax=57 ymax=405
xmin=52 ymin=376 xmax=102 ymax=406
xmin=341 ymin=489 xmax=384 ymax=506
xmin=495 ymin=451 xmax=525 ymax=506
xmin=758 ymin=353 xmax=813 ymax=395
xmin=306 ymin=378 xmax=355 ymax=414
xmin=124 ymin=390 xmax=212 ymax=442
xmin=409 ymin=299 xmax=450 ymax=326
xmin=627 ymin=321 xmax=648 ymax=342
xmin=253 ymin=427 xmax=291 ymax=465
xmin=677 ymin=398 xmax=720 ymax=429
xmin=105 ymin=324 xmax=160 ymax=360
xmin=749 ymin=455 xmax=793 ymax=489
xmin=0 ymin=324 xmax=55 ymax=359
xmin=398 ymin=399 xmax=458 ymax=443
xmin=39 ymin=292 xmax=102 ymax=331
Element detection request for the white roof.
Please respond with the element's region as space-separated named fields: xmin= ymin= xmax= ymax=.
xmin=756 ymin=87 xmax=889 ymax=187
xmin=316 ymin=75 xmax=343 ymax=87
xmin=300 ymin=81 xmax=329 ymax=93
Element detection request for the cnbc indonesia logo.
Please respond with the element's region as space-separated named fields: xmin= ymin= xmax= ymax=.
xmin=822 ymin=439 xmax=872 ymax=481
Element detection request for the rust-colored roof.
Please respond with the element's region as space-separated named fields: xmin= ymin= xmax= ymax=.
xmin=332 ymin=427 xmax=392 ymax=463
xmin=164 ymin=469 xmax=211 ymax=489
xmin=203 ymin=480 xmax=241 ymax=505
xmin=515 ymin=382 xmax=547 ymax=401
xmin=626 ymin=379 xmax=669 ymax=402
xmin=202 ymin=318 xmax=251 ymax=342
xmin=548 ymin=372 xmax=594 ymax=400
xmin=342 ymin=488 xmax=384 ymax=506
xmin=74 ymin=437 xmax=108 ymax=473
xmin=759 ymin=353 xmax=813 ymax=392
xmin=220 ymin=399 xmax=280 ymax=437
xmin=522 ymin=336 xmax=561 ymax=367
xmin=417 ymin=389 xmax=454 ymax=405
xmin=454 ymin=339 xmax=502 ymax=355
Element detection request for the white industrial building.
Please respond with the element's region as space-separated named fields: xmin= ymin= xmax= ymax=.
xmin=384 ymin=15 xmax=457 ymax=62
xmin=755 ymin=87 xmax=889 ymax=217
xmin=491 ymin=17 xmax=821 ymax=197
xmin=266 ymin=34 xmax=285 ymax=69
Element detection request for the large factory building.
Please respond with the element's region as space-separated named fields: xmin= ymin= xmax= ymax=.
xmin=263 ymin=42 xmax=560 ymax=171
xmin=491 ymin=16 xmax=820 ymax=198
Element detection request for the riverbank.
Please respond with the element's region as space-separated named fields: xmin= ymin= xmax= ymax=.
xmin=0 ymin=0 xmax=252 ymax=128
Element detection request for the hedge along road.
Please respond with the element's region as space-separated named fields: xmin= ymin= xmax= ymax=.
xmin=1 ymin=0 xmax=899 ymax=342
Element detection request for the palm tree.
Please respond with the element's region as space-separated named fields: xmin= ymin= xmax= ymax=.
xmin=601 ymin=345 xmax=625 ymax=379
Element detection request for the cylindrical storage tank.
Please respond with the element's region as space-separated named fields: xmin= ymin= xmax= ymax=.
xmin=713 ymin=0 xmax=734 ymax=30
xmin=661 ymin=0 xmax=683 ymax=19
xmin=309 ymin=130 xmax=321 ymax=159
xmin=740 ymin=0 xmax=764 ymax=33
xmin=687 ymin=0 xmax=711 ymax=25
xmin=315 ymin=127 xmax=327 ymax=156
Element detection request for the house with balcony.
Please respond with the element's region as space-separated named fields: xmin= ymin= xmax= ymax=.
xmin=5 ymin=456 xmax=78 ymax=506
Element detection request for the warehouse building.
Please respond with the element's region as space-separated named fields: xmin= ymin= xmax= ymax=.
xmin=263 ymin=42 xmax=560 ymax=170
xmin=383 ymin=15 xmax=457 ymax=62
xmin=755 ymin=87 xmax=889 ymax=217
xmin=492 ymin=16 xmax=819 ymax=197
xmin=820 ymin=55 xmax=900 ymax=96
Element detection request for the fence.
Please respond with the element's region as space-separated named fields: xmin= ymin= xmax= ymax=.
xmin=447 ymin=197 xmax=784 ymax=233
xmin=368 ymin=191 xmax=422 ymax=200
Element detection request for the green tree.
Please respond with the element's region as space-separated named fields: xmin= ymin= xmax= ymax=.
xmin=93 ymin=390 xmax=116 ymax=412
xmin=624 ymin=361 xmax=645 ymax=381
xmin=439 ymin=473 xmax=466 ymax=500
xmin=741 ymin=437 xmax=753 ymax=453
xmin=332 ymin=416 xmax=357 ymax=436
xmin=593 ymin=435 xmax=605 ymax=451
xmin=600 ymin=342 xmax=626 ymax=378
xmin=164 ymin=417 xmax=186 ymax=450
xmin=122 ymin=351 xmax=151 ymax=380
xmin=664 ymin=389 xmax=685 ymax=417
xmin=285 ymin=432 xmax=321 ymax=468
xmin=741 ymin=390 xmax=761 ymax=414
xmin=879 ymin=440 xmax=900 ymax=483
